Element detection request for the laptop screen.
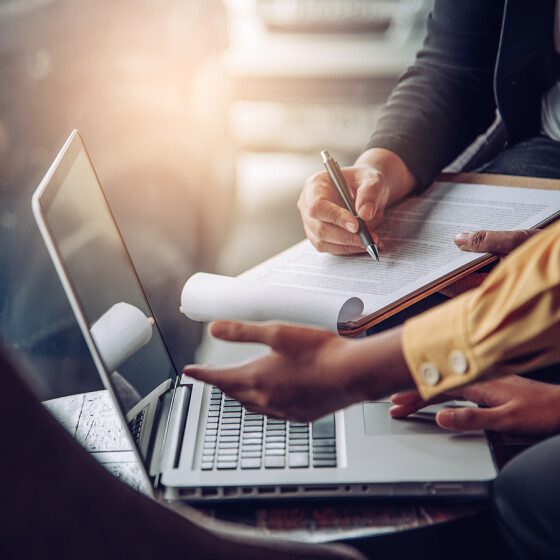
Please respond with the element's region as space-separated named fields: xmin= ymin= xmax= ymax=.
xmin=36 ymin=133 xmax=178 ymax=421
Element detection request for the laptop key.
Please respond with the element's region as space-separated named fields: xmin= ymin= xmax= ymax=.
xmin=265 ymin=442 xmax=286 ymax=450
xmin=289 ymin=426 xmax=309 ymax=433
xmin=266 ymin=429 xmax=286 ymax=437
xmin=242 ymin=450 xmax=262 ymax=457
xmin=242 ymin=436 xmax=263 ymax=443
xmin=289 ymin=452 xmax=309 ymax=468
xmin=241 ymin=442 xmax=263 ymax=449
xmin=243 ymin=426 xmax=264 ymax=433
xmin=313 ymin=458 xmax=337 ymax=468
xmin=265 ymin=436 xmax=286 ymax=443
xmin=219 ymin=435 xmax=240 ymax=443
xmin=313 ymin=445 xmax=336 ymax=453
xmin=244 ymin=419 xmax=264 ymax=427
xmin=217 ymin=452 xmax=237 ymax=460
xmin=264 ymin=448 xmax=285 ymax=456
xmin=265 ymin=456 xmax=285 ymax=469
xmin=289 ymin=445 xmax=309 ymax=453
xmin=288 ymin=432 xmax=308 ymax=440
xmin=217 ymin=442 xmax=239 ymax=450
xmin=222 ymin=417 xmax=241 ymax=425
xmin=312 ymin=438 xmax=336 ymax=447
xmin=313 ymin=451 xmax=336 ymax=461
xmin=312 ymin=414 xmax=335 ymax=439
xmin=216 ymin=461 xmax=238 ymax=470
xmin=241 ymin=458 xmax=262 ymax=469
xmin=222 ymin=412 xmax=242 ymax=420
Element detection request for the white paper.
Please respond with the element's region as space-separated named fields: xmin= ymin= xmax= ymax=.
xmin=181 ymin=272 xmax=363 ymax=332
xmin=243 ymin=182 xmax=560 ymax=323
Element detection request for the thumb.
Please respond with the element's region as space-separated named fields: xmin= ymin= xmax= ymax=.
xmin=436 ymin=406 xmax=505 ymax=432
xmin=354 ymin=181 xmax=382 ymax=222
xmin=454 ymin=229 xmax=537 ymax=256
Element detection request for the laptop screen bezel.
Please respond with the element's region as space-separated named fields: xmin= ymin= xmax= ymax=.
xmin=31 ymin=129 xmax=181 ymax=491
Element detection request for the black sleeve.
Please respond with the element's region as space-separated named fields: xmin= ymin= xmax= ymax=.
xmin=365 ymin=0 xmax=505 ymax=191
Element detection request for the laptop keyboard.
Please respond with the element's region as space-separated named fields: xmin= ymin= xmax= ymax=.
xmin=200 ymin=387 xmax=337 ymax=471
xmin=128 ymin=409 xmax=146 ymax=446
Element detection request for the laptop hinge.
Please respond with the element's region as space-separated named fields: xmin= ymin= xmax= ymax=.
xmin=153 ymin=380 xmax=191 ymax=486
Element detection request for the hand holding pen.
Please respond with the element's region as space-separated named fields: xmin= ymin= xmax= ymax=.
xmin=321 ymin=151 xmax=380 ymax=262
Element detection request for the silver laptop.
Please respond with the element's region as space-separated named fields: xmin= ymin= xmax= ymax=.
xmin=32 ymin=130 xmax=498 ymax=502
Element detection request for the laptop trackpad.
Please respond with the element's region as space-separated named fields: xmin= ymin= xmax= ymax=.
xmin=362 ymin=402 xmax=448 ymax=436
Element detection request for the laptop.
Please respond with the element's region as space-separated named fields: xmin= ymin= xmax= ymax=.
xmin=32 ymin=130 xmax=498 ymax=502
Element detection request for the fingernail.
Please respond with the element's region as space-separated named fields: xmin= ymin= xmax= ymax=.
xmin=454 ymin=232 xmax=471 ymax=245
xmin=345 ymin=221 xmax=358 ymax=233
xmin=209 ymin=321 xmax=226 ymax=337
xmin=359 ymin=203 xmax=374 ymax=221
xmin=437 ymin=410 xmax=455 ymax=429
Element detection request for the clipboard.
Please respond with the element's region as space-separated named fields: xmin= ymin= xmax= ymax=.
xmin=181 ymin=172 xmax=560 ymax=336
xmin=338 ymin=172 xmax=560 ymax=335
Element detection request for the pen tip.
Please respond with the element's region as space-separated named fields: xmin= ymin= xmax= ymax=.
xmin=367 ymin=245 xmax=380 ymax=262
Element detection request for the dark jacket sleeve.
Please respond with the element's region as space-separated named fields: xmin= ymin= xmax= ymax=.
xmin=365 ymin=0 xmax=505 ymax=191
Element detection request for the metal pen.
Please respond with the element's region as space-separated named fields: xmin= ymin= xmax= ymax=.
xmin=321 ymin=150 xmax=380 ymax=262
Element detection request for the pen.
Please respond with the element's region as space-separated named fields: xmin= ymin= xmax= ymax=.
xmin=321 ymin=150 xmax=380 ymax=262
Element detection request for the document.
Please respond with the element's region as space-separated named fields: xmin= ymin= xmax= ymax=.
xmin=181 ymin=174 xmax=560 ymax=335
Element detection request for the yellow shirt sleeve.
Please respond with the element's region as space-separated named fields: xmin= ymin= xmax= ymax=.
xmin=402 ymin=220 xmax=560 ymax=400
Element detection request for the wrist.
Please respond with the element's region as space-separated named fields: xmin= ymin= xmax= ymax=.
xmin=345 ymin=326 xmax=414 ymax=402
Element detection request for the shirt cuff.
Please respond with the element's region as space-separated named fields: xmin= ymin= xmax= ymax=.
xmin=402 ymin=292 xmax=484 ymax=401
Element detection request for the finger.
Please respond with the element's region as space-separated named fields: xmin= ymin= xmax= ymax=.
xmin=390 ymin=390 xmax=459 ymax=405
xmin=354 ymin=176 xmax=385 ymax=222
xmin=389 ymin=402 xmax=425 ymax=418
xmin=184 ymin=372 xmax=278 ymax=418
xmin=309 ymin=199 xmax=359 ymax=234
xmin=436 ymin=405 xmax=507 ymax=432
xmin=389 ymin=392 xmax=451 ymax=418
xmin=454 ymin=229 xmax=538 ymax=256
xmin=207 ymin=320 xmax=283 ymax=346
xmin=356 ymin=195 xmax=379 ymax=223
xmin=207 ymin=320 xmax=326 ymax=353
xmin=390 ymin=391 xmax=421 ymax=404
xmin=301 ymin=175 xmax=360 ymax=233
xmin=303 ymin=221 xmax=365 ymax=253
xmin=183 ymin=363 xmax=248 ymax=393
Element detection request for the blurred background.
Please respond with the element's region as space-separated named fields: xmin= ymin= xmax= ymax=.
xmin=0 ymin=0 xmax=432 ymax=400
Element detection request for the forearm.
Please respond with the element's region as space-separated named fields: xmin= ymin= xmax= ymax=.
xmin=344 ymin=325 xmax=414 ymax=402
xmin=403 ymin=220 xmax=560 ymax=400
xmin=365 ymin=0 xmax=502 ymax=191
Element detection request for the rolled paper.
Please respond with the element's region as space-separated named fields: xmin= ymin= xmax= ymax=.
xmin=180 ymin=272 xmax=363 ymax=333
xmin=90 ymin=302 xmax=154 ymax=372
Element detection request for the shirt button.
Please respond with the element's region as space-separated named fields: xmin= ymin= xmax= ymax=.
xmin=419 ymin=363 xmax=440 ymax=386
xmin=449 ymin=351 xmax=468 ymax=375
